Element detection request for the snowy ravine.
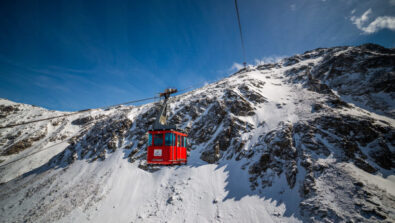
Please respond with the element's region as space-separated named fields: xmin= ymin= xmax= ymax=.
xmin=0 ymin=43 xmax=394 ymax=223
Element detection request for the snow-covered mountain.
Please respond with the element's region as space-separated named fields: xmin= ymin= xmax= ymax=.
xmin=0 ymin=43 xmax=394 ymax=223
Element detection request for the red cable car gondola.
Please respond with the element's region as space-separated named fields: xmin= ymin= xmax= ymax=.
xmin=147 ymin=89 xmax=188 ymax=165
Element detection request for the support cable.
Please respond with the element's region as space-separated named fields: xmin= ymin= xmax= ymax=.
xmin=0 ymin=75 xmax=229 ymax=130
xmin=0 ymin=96 xmax=157 ymax=129
xmin=234 ymin=0 xmax=247 ymax=68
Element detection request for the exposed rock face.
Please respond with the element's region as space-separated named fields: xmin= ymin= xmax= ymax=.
xmin=223 ymin=89 xmax=255 ymax=116
xmin=71 ymin=116 xmax=94 ymax=125
xmin=3 ymin=139 xmax=33 ymax=155
xmin=0 ymin=105 xmax=20 ymax=119
xmin=248 ymin=114 xmax=394 ymax=221
xmin=54 ymin=114 xmax=133 ymax=164
xmin=249 ymin=122 xmax=298 ymax=189
xmin=2 ymin=128 xmax=47 ymax=155
xmin=285 ymin=44 xmax=395 ymax=118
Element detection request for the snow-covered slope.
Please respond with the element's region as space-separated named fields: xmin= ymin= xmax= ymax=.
xmin=0 ymin=44 xmax=394 ymax=223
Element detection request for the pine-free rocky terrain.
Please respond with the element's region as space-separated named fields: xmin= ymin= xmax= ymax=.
xmin=0 ymin=43 xmax=394 ymax=223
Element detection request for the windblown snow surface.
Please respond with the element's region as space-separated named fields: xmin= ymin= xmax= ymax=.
xmin=0 ymin=44 xmax=394 ymax=222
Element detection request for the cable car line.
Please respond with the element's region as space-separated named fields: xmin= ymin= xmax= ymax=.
xmin=102 ymin=96 xmax=158 ymax=109
xmin=0 ymin=86 xmax=199 ymax=130
xmin=0 ymin=74 xmax=228 ymax=130
xmin=0 ymin=113 xmax=76 ymax=129
xmin=0 ymin=96 xmax=158 ymax=129
xmin=234 ymin=0 xmax=247 ymax=68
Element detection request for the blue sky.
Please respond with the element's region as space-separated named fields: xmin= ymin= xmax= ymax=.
xmin=0 ymin=0 xmax=394 ymax=111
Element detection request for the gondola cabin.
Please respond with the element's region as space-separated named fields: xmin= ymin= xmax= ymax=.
xmin=147 ymin=130 xmax=187 ymax=165
xmin=146 ymin=88 xmax=188 ymax=165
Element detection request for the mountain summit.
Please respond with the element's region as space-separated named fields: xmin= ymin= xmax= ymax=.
xmin=0 ymin=44 xmax=394 ymax=222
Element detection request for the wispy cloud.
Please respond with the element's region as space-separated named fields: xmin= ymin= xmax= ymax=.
xmin=254 ymin=56 xmax=285 ymax=65
xmin=290 ymin=4 xmax=296 ymax=11
xmin=228 ymin=57 xmax=285 ymax=72
xmin=390 ymin=0 xmax=395 ymax=6
xmin=229 ymin=62 xmax=244 ymax=71
xmin=33 ymin=75 xmax=70 ymax=92
xmin=350 ymin=8 xmax=395 ymax=34
xmin=351 ymin=8 xmax=372 ymax=28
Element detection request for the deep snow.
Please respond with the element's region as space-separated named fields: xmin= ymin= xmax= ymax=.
xmin=0 ymin=44 xmax=394 ymax=222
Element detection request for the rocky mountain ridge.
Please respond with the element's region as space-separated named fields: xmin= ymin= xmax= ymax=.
xmin=0 ymin=43 xmax=394 ymax=222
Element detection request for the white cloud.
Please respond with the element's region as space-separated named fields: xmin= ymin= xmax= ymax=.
xmin=390 ymin=0 xmax=395 ymax=6
xmin=351 ymin=9 xmax=356 ymax=15
xmin=350 ymin=9 xmax=395 ymax=34
xmin=362 ymin=16 xmax=395 ymax=33
xmin=350 ymin=8 xmax=372 ymax=28
xmin=230 ymin=62 xmax=244 ymax=71
xmin=254 ymin=56 xmax=285 ymax=65
xmin=290 ymin=4 xmax=296 ymax=11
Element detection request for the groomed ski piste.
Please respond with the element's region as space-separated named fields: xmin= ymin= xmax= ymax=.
xmin=0 ymin=44 xmax=394 ymax=222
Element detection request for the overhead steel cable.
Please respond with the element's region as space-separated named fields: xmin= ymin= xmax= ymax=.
xmin=0 ymin=81 xmax=220 ymax=130
xmin=234 ymin=0 xmax=247 ymax=68
xmin=101 ymin=96 xmax=158 ymax=109
xmin=177 ymin=86 xmax=194 ymax=93
xmin=0 ymin=113 xmax=75 ymax=129
xmin=0 ymin=96 xmax=157 ymax=129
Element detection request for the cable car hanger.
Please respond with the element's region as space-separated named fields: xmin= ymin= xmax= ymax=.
xmin=152 ymin=88 xmax=178 ymax=131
